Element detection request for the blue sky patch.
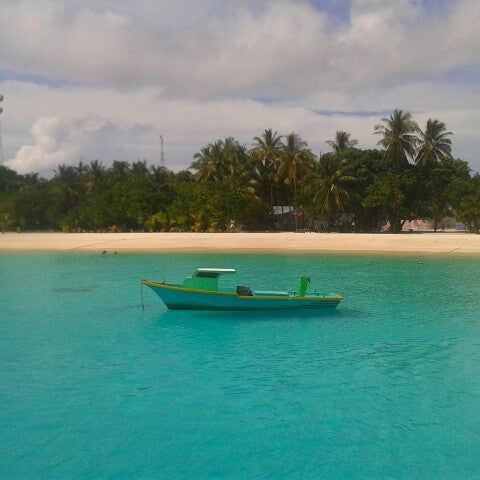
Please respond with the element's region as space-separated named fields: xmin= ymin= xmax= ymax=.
xmin=313 ymin=109 xmax=391 ymax=117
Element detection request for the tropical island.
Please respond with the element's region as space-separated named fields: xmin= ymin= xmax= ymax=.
xmin=1 ymin=109 xmax=479 ymax=235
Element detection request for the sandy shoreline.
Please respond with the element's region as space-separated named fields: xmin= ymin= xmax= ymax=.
xmin=1 ymin=232 xmax=480 ymax=254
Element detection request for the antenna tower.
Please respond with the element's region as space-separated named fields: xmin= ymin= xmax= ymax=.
xmin=159 ymin=134 xmax=165 ymax=168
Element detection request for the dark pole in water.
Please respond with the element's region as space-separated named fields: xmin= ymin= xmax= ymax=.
xmin=140 ymin=280 xmax=145 ymax=310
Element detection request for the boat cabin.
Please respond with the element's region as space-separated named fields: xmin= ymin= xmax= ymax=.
xmin=182 ymin=268 xmax=236 ymax=291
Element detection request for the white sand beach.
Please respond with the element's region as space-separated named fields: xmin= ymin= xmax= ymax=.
xmin=1 ymin=232 xmax=480 ymax=254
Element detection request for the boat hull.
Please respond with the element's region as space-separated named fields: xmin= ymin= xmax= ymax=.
xmin=143 ymin=281 xmax=342 ymax=311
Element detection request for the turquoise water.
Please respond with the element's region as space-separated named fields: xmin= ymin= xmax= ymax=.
xmin=1 ymin=252 xmax=480 ymax=479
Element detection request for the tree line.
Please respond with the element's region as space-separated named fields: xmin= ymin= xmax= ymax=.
xmin=1 ymin=109 xmax=479 ymax=233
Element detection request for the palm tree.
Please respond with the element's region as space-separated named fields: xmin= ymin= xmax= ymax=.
xmin=252 ymin=129 xmax=283 ymax=169
xmin=374 ymin=109 xmax=417 ymax=169
xmin=23 ymin=173 xmax=39 ymax=185
xmin=415 ymin=119 xmax=452 ymax=168
xmin=277 ymin=133 xmax=315 ymax=198
xmin=53 ymin=164 xmax=79 ymax=213
xmin=251 ymin=129 xmax=283 ymax=209
xmin=226 ymin=144 xmax=258 ymax=196
xmin=111 ymin=160 xmax=131 ymax=178
xmin=150 ymin=165 xmax=169 ymax=184
xmin=149 ymin=165 xmax=174 ymax=204
xmin=131 ymin=160 xmax=149 ymax=176
xmin=221 ymin=137 xmax=238 ymax=161
xmin=277 ymin=133 xmax=315 ymax=230
xmin=85 ymin=160 xmax=106 ymax=194
xmin=192 ymin=141 xmax=227 ymax=182
xmin=305 ymin=156 xmax=357 ymax=230
xmin=326 ymin=131 xmax=358 ymax=153
xmin=176 ymin=170 xmax=195 ymax=182
xmin=76 ymin=161 xmax=87 ymax=175
xmin=191 ymin=145 xmax=210 ymax=178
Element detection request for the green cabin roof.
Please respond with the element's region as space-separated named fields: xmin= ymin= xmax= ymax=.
xmin=184 ymin=268 xmax=236 ymax=291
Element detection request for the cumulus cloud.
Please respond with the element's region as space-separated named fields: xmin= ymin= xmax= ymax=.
xmin=0 ymin=0 xmax=479 ymax=174
xmin=3 ymin=78 xmax=479 ymax=175
xmin=5 ymin=117 xmax=79 ymax=173
xmin=1 ymin=81 xmax=387 ymax=173
xmin=5 ymin=114 xmax=155 ymax=174
xmin=0 ymin=0 xmax=479 ymax=98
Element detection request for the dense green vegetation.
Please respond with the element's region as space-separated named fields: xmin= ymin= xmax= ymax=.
xmin=1 ymin=110 xmax=479 ymax=233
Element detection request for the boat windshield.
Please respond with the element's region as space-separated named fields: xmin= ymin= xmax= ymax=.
xmin=195 ymin=271 xmax=223 ymax=278
xmin=192 ymin=268 xmax=236 ymax=278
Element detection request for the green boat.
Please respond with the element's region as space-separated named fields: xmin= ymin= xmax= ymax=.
xmin=142 ymin=268 xmax=343 ymax=311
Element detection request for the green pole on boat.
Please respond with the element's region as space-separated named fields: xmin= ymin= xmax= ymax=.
xmin=299 ymin=275 xmax=310 ymax=297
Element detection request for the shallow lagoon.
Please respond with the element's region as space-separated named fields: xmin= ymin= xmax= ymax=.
xmin=1 ymin=252 xmax=480 ymax=479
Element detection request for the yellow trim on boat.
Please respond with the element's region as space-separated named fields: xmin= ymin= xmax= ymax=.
xmin=142 ymin=280 xmax=343 ymax=302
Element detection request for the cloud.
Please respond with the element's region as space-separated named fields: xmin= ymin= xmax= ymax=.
xmin=5 ymin=116 xmax=79 ymax=173
xmin=5 ymin=114 xmax=155 ymax=174
xmin=1 ymin=81 xmax=387 ymax=173
xmin=3 ymin=77 xmax=479 ymax=175
xmin=0 ymin=1 xmax=479 ymax=174
xmin=0 ymin=0 xmax=479 ymax=99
